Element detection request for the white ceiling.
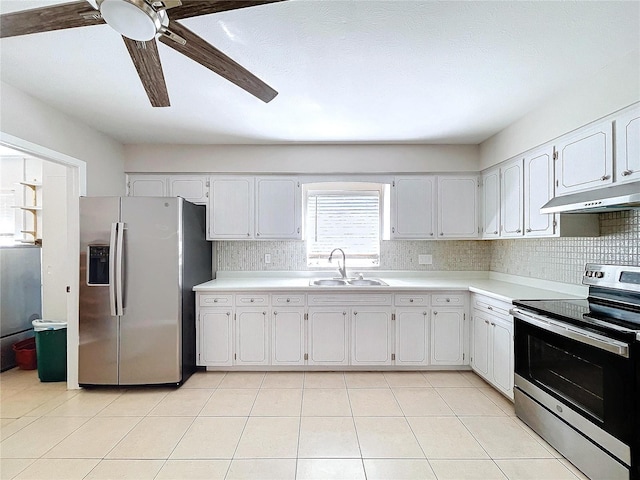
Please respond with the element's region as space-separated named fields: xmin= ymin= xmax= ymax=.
xmin=1 ymin=0 xmax=638 ymax=145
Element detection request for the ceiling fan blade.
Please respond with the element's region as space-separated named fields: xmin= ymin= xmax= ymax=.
xmin=0 ymin=1 xmax=104 ymax=39
xmin=158 ymin=21 xmax=277 ymax=103
xmin=168 ymin=0 xmax=286 ymax=21
xmin=122 ymin=37 xmax=170 ymax=107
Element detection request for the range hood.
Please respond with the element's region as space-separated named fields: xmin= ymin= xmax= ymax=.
xmin=540 ymin=181 xmax=640 ymax=214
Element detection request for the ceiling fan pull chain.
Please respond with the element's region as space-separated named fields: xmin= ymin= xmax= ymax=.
xmin=159 ymin=26 xmax=186 ymax=45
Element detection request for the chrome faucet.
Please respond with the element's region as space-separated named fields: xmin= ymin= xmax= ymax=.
xmin=328 ymin=248 xmax=347 ymax=279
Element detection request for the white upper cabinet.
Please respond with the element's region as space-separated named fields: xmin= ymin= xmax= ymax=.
xmin=614 ymin=104 xmax=640 ymax=183
xmin=208 ymin=176 xmax=254 ymax=240
xmin=168 ymin=176 xmax=209 ymax=204
xmin=524 ymin=147 xmax=554 ymax=237
xmin=127 ymin=175 xmax=167 ymax=197
xmin=481 ymin=168 xmax=500 ymax=238
xmin=555 ymin=119 xmax=613 ymax=195
xmin=255 ymin=177 xmax=301 ymax=239
xmin=437 ymin=176 xmax=479 ymax=239
xmin=391 ymin=176 xmax=436 ymax=239
xmin=500 ymin=158 xmax=524 ymax=237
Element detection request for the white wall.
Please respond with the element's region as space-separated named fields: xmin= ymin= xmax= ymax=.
xmin=0 ymin=81 xmax=126 ymax=195
xmin=124 ymin=144 xmax=480 ymax=174
xmin=479 ymin=50 xmax=640 ymax=169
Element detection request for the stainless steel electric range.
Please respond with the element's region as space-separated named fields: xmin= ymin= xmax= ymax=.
xmin=511 ymin=264 xmax=640 ymax=480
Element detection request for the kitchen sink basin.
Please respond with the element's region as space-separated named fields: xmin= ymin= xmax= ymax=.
xmin=310 ymin=279 xmax=349 ymax=286
xmin=309 ymin=278 xmax=387 ymax=286
xmin=348 ymin=279 xmax=387 ymax=286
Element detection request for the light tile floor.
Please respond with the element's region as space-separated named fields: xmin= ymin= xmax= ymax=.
xmin=0 ymin=369 xmax=590 ymax=480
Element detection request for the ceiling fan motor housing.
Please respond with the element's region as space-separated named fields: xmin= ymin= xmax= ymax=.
xmin=97 ymin=0 xmax=164 ymax=41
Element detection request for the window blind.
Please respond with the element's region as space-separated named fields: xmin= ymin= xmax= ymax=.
xmin=306 ymin=191 xmax=380 ymax=266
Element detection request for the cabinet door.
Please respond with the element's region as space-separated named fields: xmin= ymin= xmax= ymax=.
xmin=128 ymin=175 xmax=167 ymax=197
xmin=471 ymin=311 xmax=490 ymax=379
xmin=500 ymin=158 xmax=524 ymax=237
xmin=235 ymin=309 xmax=269 ymax=365
xmin=392 ymin=176 xmax=436 ymax=239
xmin=351 ymin=307 xmax=393 ymax=365
xmin=481 ymin=168 xmax=500 ymax=238
xmin=555 ymin=120 xmax=613 ymax=195
xmin=271 ymin=308 xmax=305 ymax=365
xmin=437 ymin=176 xmax=479 ymax=239
xmin=395 ymin=308 xmax=428 ymax=365
xmin=169 ymin=176 xmax=209 ymax=204
xmin=307 ymin=308 xmax=349 ymax=365
xmin=615 ymin=104 xmax=640 ymax=183
xmin=430 ymin=308 xmax=464 ymax=365
xmin=200 ymin=309 xmax=232 ymax=366
xmin=209 ymin=176 xmax=253 ymax=239
xmin=524 ymin=147 xmax=555 ymax=237
xmin=491 ymin=317 xmax=514 ymax=399
xmin=255 ymin=177 xmax=301 ymax=239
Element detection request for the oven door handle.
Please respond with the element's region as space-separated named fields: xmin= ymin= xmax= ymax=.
xmin=510 ymin=308 xmax=630 ymax=358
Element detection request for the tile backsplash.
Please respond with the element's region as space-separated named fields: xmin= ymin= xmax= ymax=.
xmin=490 ymin=210 xmax=639 ymax=285
xmin=214 ymin=210 xmax=639 ymax=286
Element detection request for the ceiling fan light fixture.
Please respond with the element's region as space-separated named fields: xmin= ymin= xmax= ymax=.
xmin=99 ymin=0 xmax=161 ymax=41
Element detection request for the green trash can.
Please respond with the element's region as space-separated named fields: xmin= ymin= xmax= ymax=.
xmin=32 ymin=320 xmax=67 ymax=382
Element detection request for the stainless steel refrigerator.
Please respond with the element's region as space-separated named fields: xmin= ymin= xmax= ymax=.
xmin=79 ymin=197 xmax=211 ymax=386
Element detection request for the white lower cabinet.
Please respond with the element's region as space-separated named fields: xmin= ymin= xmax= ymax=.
xmin=271 ymin=308 xmax=305 ymax=365
xmin=430 ymin=308 xmax=465 ymax=365
xmin=395 ymin=308 xmax=429 ymax=365
xmin=199 ymin=309 xmax=233 ymax=367
xmin=307 ymin=307 xmax=349 ymax=365
xmin=471 ymin=294 xmax=514 ymax=399
xmin=351 ymin=307 xmax=393 ymax=365
xmin=235 ymin=308 xmax=269 ymax=365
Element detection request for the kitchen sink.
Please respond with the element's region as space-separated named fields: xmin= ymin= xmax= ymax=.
xmin=309 ymin=278 xmax=387 ymax=287
xmin=348 ymin=279 xmax=387 ymax=286
xmin=310 ymin=279 xmax=349 ymax=286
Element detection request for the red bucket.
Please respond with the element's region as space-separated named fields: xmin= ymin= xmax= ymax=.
xmin=13 ymin=337 xmax=37 ymax=370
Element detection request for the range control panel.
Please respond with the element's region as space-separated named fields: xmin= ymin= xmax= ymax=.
xmin=583 ymin=264 xmax=640 ymax=293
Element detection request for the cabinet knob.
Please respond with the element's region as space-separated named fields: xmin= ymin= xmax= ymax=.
xmin=622 ymin=170 xmax=633 ymax=176
xmin=439 ymin=233 xmax=443 ymax=236
xmin=213 ymin=298 xmax=218 ymax=303
xmin=354 ymin=311 xmax=358 ymax=316
xmin=484 ymin=320 xmax=489 ymax=324
xmin=526 ymin=228 xmax=532 ymax=233
xmin=433 ymin=311 xmax=438 ymax=315
xmin=601 ymin=175 xmax=610 ymax=181
xmin=392 ymin=227 xmax=395 ymax=233
xmin=493 ymin=231 xmax=498 ymax=234
xmin=263 ymin=311 xmax=267 ymax=316
xmin=297 ymin=227 xmax=301 ymax=234
xmin=273 ymin=311 xmax=278 ymax=316
xmin=423 ymin=311 xmax=427 ymax=316
xmin=247 ymin=233 xmax=250 ymax=237
xmin=226 ymin=312 xmax=230 ymax=316
xmin=343 ymin=311 xmax=347 ymax=316
xmin=490 ymin=322 xmax=495 ymax=326
xmin=286 ymin=298 xmax=291 ymax=303
xmin=409 ymin=298 xmax=414 ymax=303
xmin=430 ymin=233 xmax=434 ymax=236
xmin=516 ymin=229 xmax=522 ymax=233
xmin=256 ymin=232 xmax=260 ymax=237
xmin=488 ymin=306 xmax=493 ymax=310
xmin=446 ymin=298 xmax=450 ymax=302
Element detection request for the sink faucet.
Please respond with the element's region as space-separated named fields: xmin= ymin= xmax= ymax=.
xmin=328 ymin=248 xmax=347 ymax=279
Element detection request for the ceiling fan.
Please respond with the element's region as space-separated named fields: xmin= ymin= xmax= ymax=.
xmin=0 ymin=0 xmax=284 ymax=106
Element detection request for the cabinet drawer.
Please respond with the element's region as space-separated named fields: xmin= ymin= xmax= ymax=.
xmin=271 ymin=294 xmax=305 ymax=306
xmin=431 ymin=293 xmax=466 ymax=306
xmin=199 ymin=294 xmax=233 ymax=307
xmin=235 ymin=294 xmax=269 ymax=306
xmin=473 ymin=295 xmax=511 ymax=318
xmin=394 ymin=294 xmax=429 ymax=306
xmin=308 ymin=294 xmax=392 ymax=306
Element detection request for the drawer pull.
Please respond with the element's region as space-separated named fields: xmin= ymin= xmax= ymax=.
xmin=286 ymin=298 xmax=291 ymax=303
xmin=250 ymin=298 xmax=254 ymax=303
xmin=409 ymin=298 xmax=414 ymax=303
xmin=488 ymin=306 xmax=493 ymax=310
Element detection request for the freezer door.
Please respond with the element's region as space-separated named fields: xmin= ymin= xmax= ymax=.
xmin=119 ymin=197 xmax=182 ymax=385
xmin=79 ymin=197 xmax=120 ymax=385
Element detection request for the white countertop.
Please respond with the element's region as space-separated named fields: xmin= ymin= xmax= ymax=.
xmin=193 ymin=271 xmax=586 ymax=303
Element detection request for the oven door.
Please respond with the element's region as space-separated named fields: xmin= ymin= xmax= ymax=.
xmin=513 ymin=311 xmax=634 ymax=446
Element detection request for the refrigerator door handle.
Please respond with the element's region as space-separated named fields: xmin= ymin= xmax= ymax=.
xmin=109 ymin=222 xmax=118 ymax=317
xmin=115 ymin=222 xmax=125 ymax=316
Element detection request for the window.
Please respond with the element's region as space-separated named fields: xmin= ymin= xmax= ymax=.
xmin=304 ymin=182 xmax=388 ymax=268
xmin=0 ymin=189 xmax=17 ymax=245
